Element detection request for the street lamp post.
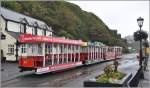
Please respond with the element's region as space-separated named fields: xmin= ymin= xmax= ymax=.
xmin=137 ymin=17 xmax=144 ymax=68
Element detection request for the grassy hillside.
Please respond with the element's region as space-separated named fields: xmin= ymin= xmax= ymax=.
xmin=1 ymin=1 xmax=128 ymax=52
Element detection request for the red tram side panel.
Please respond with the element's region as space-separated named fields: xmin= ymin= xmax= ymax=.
xmin=19 ymin=56 xmax=44 ymax=70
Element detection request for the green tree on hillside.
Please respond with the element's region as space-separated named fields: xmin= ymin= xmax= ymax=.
xmin=1 ymin=1 xmax=128 ymax=52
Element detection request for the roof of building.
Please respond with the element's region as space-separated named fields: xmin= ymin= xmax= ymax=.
xmin=0 ymin=7 xmax=52 ymax=32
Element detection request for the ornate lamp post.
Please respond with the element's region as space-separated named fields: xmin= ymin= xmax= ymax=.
xmin=137 ymin=17 xmax=144 ymax=68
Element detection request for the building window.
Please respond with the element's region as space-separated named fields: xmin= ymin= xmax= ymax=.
xmin=20 ymin=24 xmax=26 ymax=33
xmin=32 ymin=27 xmax=37 ymax=35
xmin=49 ymin=32 xmax=52 ymax=36
xmin=44 ymin=30 xmax=46 ymax=36
xmin=38 ymin=29 xmax=43 ymax=36
xmin=8 ymin=44 xmax=14 ymax=54
xmin=42 ymin=30 xmax=45 ymax=36
xmin=32 ymin=28 xmax=35 ymax=35
xmin=47 ymin=31 xmax=52 ymax=36
xmin=34 ymin=27 xmax=37 ymax=35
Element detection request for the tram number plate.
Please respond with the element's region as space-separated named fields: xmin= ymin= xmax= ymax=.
xmin=37 ymin=67 xmax=49 ymax=72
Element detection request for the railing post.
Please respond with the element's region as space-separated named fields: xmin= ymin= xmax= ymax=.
xmin=43 ymin=43 xmax=45 ymax=67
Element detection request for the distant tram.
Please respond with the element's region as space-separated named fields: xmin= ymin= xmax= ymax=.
xmin=18 ymin=34 xmax=122 ymax=74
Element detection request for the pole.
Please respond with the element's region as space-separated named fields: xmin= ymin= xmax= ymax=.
xmin=139 ymin=26 xmax=143 ymax=68
xmin=139 ymin=26 xmax=144 ymax=79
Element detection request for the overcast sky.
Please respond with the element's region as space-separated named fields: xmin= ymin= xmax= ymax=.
xmin=69 ymin=1 xmax=149 ymax=38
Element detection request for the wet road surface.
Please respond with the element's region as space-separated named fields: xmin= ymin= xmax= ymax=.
xmin=1 ymin=53 xmax=139 ymax=87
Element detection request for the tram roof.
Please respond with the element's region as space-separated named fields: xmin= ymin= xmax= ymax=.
xmin=18 ymin=34 xmax=85 ymax=45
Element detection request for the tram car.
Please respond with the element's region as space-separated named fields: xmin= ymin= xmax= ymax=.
xmin=80 ymin=42 xmax=122 ymax=65
xmin=18 ymin=34 xmax=122 ymax=74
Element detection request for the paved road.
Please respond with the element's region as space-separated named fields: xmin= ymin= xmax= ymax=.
xmin=1 ymin=53 xmax=140 ymax=87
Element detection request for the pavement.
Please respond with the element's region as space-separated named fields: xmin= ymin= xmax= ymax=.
xmin=138 ymin=56 xmax=150 ymax=87
xmin=1 ymin=62 xmax=33 ymax=82
xmin=122 ymin=53 xmax=149 ymax=88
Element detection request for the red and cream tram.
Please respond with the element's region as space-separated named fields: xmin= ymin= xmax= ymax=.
xmin=104 ymin=46 xmax=122 ymax=60
xmin=81 ymin=43 xmax=122 ymax=65
xmin=18 ymin=34 xmax=85 ymax=74
xmin=18 ymin=34 xmax=122 ymax=74
xmin=81 ymin=42 xmax=105 ymax=65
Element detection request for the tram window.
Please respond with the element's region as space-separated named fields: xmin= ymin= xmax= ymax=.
xmin=75 ymin=58 xmax=78 ymax=62
xmin=81 ymin=47 xmax=83 ymax=52
xmin=68 ymin=46 xmax=70 ymax=53
xmin=57 ymin=44 xmax=60 ymax=54
xmin=82 ymin=47 xmax=85 ymax=52
xmin=32 ymin=44 xmax=36 ymax=54
xmin=50 ymin=44 xmax=52 ymax=53
xmin=45 ymin=45 xmax=48 ymax=54
xmin=85 ymin=48 xmax=88 ymax=53
xmin=63 ymin=45 xmax=66 ymax=54
xmin=64 ymin=58 xmax=67 ymax=63
xmin=68 ymin=46 xmax=71 ymax=53
xmin=108 ymin=48 xmax=113 ymax=52
xmin=45 ymin=45 xmax=47 ymax=54
xmin=59 ymin=58 xmax=62 ymax=64
xmin=71 ymin=46 xmax=73 ymax=53
xmin=60 ymin=45 xmax=63 ymax=53
xmin=46 ymin=44 xmax=52 ymax=54
xmin=37 ymin=44 xmax=42 ymax=54
xmin=27 ymin=44 xmax=33 ymax=54
xmin=67 ymin=58 xmax=70 ymax=62
xmin=21 ymin=44 xmax=26 ymax=53
xmin=54 ymin=58 xmax=57 ymax=65
xmin=76 ymin=46 xmax=79 ymax=53
xmin=74 ymin=46 xmax=76 ymax=53
xmin=108 ymin=48 xmax=110 ymax=52
xmin=46 ymin=59 xmax=52 ymax=66
xmin=53 ymin=44 xmax=57 ymax=54
xmin=75 ymin=46 xmax=77 ymax=53
xmin=104 ymin=48 xmax=106 ymax=52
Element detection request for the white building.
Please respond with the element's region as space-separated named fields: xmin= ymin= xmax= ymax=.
xmin=0 ymin=7 xmax=53 ymax=61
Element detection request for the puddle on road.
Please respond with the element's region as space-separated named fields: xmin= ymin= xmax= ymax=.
xmin=44 ymin=64 xmax=110 ymax=87
xmin=3 ymin=66 xmax=95 ymax=87
xmin=50 ymin=70 xmax=91 ymax=86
